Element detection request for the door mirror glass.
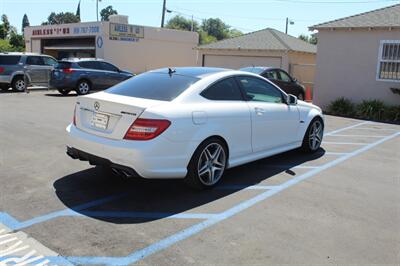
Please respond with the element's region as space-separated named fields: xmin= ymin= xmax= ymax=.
xmin=287 ymin=94 xmax=297 ymax=105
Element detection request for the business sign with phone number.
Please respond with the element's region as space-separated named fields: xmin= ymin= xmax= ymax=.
xmin=109 ymin=23 xmax=144 ymax=42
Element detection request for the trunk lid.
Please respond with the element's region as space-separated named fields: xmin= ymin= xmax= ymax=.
xmin=75 ymin=91 xmax=165 ymax=140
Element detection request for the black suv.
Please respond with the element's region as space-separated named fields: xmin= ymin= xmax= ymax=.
xmin=240 ymin=67 xmax=306 ymax=100
xmin=50 ymin=58 xmax=134 ymax=95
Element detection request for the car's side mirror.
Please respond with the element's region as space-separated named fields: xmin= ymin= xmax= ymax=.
xmin=287 ymin=94 xmax=298 ymax=105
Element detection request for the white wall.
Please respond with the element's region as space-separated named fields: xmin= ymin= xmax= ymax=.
xmin=314 ymin=28 xmax=400 ymax=109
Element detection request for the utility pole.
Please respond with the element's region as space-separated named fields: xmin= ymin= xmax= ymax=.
xmin=161 ymin=0 xmax=167 ymax=27
xmin=285 ymin=17 xmax=294 ymax=34
xmin=191 ymin=15 xmax=194 ymax=31
xmin=96 ymin=0 xmax=99 ymax=21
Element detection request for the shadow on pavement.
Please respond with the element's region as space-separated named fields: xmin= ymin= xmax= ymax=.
xmin=54 ymin=148 xmax=325 ymax=224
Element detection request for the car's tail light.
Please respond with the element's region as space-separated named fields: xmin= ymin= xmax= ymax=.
xmin=0 ymin=67 xmax=4 ymax=74
xmin=62 ymin=68 xmax=74 ymax=74
xmin=73 ymin=106 xmax=77 ymax=126
xmin=124 ymin=118 xmax=171 ymax=141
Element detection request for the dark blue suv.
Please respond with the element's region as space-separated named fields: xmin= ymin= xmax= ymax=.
xmin=50 ymin=58 xmax=134 ymax=95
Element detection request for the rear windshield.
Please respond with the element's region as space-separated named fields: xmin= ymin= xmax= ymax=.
xmin=106 ymin=72 xmax=199 ymax=101
xmin=240 ymin=67 xmax=264 ymax=74
xmin=55 ymin=61 xmax=72 ymax=69
xmin=0 ymin=55 xmax=21 ymax=65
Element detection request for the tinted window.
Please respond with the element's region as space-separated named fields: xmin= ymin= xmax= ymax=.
xmin=278 ymin=70 xmax=292 ymax=82
xmin=100 ymin=62 xmax=119 ymax=72
xmin=263 ymin=71 xmax=278 ymax=80
xmin=56 ymin=61 xmax=72 ymax=69
xmin=26 ymin=56 xmax=45 ymax=65
xmin=43 ymin=57 xmax=57 ymax=66
xmin=106 ymin=72 xmax=199 ymax=101
xmin=201 ymin=78 xmax=243 ymax=101
xmin=236 ymin=76 xmax=283 ymax=103
xmin=78 ymin=61 xmax=102 ymax=70
xmin=0 ymin=55 xmax=21 ymax=65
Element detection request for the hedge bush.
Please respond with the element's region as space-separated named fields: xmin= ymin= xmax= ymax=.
xmin=327 ymin=98 xmax=400 ymax=123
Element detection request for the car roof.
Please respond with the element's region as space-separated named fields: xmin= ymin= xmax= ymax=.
xmin=60 ymin=58 xmax=105 ymax=62
xmin=240 ymin=66 xmax=280 ymax=73
xmin=0 ymin=52 xmax=42 ymax=56
xmin=150 ymin=67 xmax=231 ymax=79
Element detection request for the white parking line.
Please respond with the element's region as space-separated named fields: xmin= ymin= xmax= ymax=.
xmin=323 ymin=141 xmax=368 ymax=145
xmin=326 ymin=134 xmax=388 ymax=138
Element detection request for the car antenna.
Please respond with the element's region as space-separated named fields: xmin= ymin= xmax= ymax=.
xmin=168 ymin=67 xmax=176 ymax=76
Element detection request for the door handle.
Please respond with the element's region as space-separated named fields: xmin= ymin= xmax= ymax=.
xmin=255 ymin=107 xmax=265 ymax=115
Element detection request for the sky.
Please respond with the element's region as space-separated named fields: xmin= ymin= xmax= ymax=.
xmin=0 ymin=0 xmax=398 ymax=37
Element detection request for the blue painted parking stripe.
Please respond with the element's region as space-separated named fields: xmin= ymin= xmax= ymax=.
xmin=0 ymin=193 xmax=127 ymax=230
xmin=65 ymin=129 xmax=400 ymax=266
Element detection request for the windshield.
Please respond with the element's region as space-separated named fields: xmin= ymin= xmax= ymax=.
xmin=106 ymin=72 xmax=200 ymax=101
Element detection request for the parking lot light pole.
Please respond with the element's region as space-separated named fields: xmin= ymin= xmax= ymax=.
xmin=161 ymin=0 xmax=167 ymax=27
xmin=285 ymin=17 xmax=294 ymax=34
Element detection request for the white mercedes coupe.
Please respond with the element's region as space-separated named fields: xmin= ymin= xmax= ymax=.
xmin=66 ymin=67 xmax=324 ymax=189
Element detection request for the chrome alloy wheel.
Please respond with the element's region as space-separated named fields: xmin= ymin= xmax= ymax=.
xmin=78 ymin=81 xmax=90 ymax=94
xmin=15 ymin=79 xmax=25 ymax=91
xmin=309 ymin=120 xmax=323 ymax=151
xmin=197 ymin=143 xmax=226 ymax=186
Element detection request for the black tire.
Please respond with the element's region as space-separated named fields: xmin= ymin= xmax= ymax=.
xmin=184 ymin=137 xmax=228 ymax=190
xmin=11 ymin=76 xmax=26 ymax=92
xmin=0 ymin=84 xmax=10 ymax=91
xmin=301 ymin=117 xmax=324 ymax=153
xmin=57 ymin=88 xmax=71 ymax=95
xmin=75 ymin=80 xmax=91 ymax=95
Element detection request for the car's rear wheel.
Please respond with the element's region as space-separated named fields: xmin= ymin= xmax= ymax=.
xmin=57 ymin=89 xmax=71 ymax=95
xmin=12 ymin=76 xmax=26 ymax=92
xmin=185 ymin=138 xmax=228 ymax=189
xmin=76 ymin=80 xmax=91 ymax=95
xmin=302 ymin=117 xmax=324 ymax=153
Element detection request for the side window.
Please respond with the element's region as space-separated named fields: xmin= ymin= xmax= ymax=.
xmin=278 ymin=71 xmax=292 ymax=82
xmin=201 ymin=77 xmax=243 ymax=101
xmin=78 ymin=61 xmax=101 ymax=70
xmin=263 ymin=71 xmax=278 ymax=80
xmin=43 ymin=57 xmax=57 ymax=66
xmin=100 ymin=62 xmax=119 ymax=72
xmin=236 ymin=76 xmax=283 ymax=103
xmin=26 ymin=56 xmax=44 ymax=66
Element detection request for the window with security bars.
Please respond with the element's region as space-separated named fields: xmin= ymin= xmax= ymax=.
xmin=377 ymin=40 xmax=400 ymax=82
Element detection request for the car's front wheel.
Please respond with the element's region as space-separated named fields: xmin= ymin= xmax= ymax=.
xmin=302 ymin=118 xmax=324 ymax=153
xmin=12 ymin=76 xmax=26 ymax=92
xmin=76 ymin=80 xmax=91 ymax=95
xmin=185 ymin=138 xmax=228 ymax=189
xmin=57 ymin=89 xmax=71 ymax=95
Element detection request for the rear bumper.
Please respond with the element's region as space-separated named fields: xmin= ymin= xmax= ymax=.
xmin=0 ymin=75 xmax=11 ymax=84
xmin=66 ymin=146 xmax=141 ymax=177
xmin=66 ymin=124 xmax=194 ymax=179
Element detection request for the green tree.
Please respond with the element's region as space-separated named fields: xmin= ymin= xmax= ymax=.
xmin=100 ymin=5 xmax=118 ymax=21
xmin=22 ymin=14 xmax=30 ymax=33
xmin=298 ymin=34 xmax=317 ymax=45
xmin=0 ymin=39 xmax=13 ymax=52
xmin=9 ymin=30 xmax=25 ymax=51
xmin=228 ymin=28 xmax=243 ymax=38
xmin=198 ymin=30 xmax=217 ymax=45
xmin=201 ymin=18 xmax=230 ymax=40
xmin=42 ymin=12 xmax=80 ymax=25
xmin=166 ymin=15 xmax=199 ymax=32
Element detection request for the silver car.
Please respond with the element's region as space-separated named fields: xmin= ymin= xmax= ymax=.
xmin=0 ymin=53 xmax=57 ymax=92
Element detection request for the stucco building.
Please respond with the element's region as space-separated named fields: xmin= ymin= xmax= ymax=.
xmin=24 ymin=15 xmax=198 ymax=74
xmin=196 ymin=28 xmax=317 ymax=88
xmin=310 ymin=4 xmax=400 ymax=109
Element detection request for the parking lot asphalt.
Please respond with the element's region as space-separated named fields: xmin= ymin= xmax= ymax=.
xmin=0 ymin=90 xmax=399 ymax=266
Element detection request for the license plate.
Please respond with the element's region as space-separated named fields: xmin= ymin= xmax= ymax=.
xmin=91 ymin=112 xmax=109 ymax=130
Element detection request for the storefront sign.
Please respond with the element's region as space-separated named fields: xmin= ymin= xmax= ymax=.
xmin=31 ymin=24 xmax=101 ymax=37
xmin=109 ymin=23 xmax=144 ymax=41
